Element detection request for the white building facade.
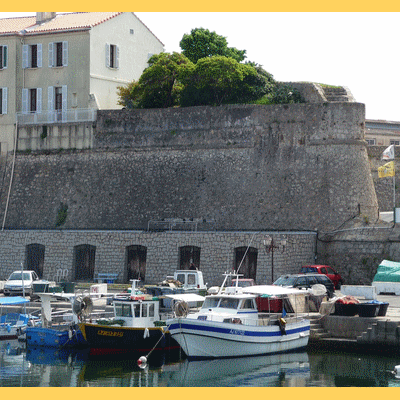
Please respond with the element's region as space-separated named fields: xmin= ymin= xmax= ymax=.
xmin=0 ymin=12 xmax=164 ymax=152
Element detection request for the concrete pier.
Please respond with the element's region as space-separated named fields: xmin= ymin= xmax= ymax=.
xmin=308 ymin=293 xmax=400 ymax=353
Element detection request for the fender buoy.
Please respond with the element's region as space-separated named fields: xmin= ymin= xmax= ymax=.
xmin=137 ymin=356 xmax=147 ymax=369
xmin=278 ymin=318 xmax=287 ymax=335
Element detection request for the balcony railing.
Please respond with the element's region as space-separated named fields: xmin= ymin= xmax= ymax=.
xmin=16 ymin=108 xmax=97 ymax=125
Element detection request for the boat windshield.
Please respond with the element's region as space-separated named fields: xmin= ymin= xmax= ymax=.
xmin=202 ymin=297 xmax=220 ymax=309
xmin=115 ymin=303 xmax=133 ymax=317
xmin=218 ymin=298 xmax=239 ymax=309
xmin=8 ymin=272 xmax=30 ymax=281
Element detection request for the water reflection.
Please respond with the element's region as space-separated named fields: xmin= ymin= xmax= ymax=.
xmin=307 ymin=349 xmax=398 ymax=387
xmin=78 ymin=351 xmax=310 ymax=387
xmin=1 ymin=341 xmax=400 ymax=387
xmin=0 ymin=340 xmax=28 ymax=385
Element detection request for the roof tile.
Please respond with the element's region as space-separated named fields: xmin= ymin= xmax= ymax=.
xmin=0 ymin=16 xmax=36 ymax=34
xmin=0 ymin=12 xmax=123 ymax=35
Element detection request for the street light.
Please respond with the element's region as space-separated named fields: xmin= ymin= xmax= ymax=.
xmin=264 ymin=235 xmax=287 ymax=283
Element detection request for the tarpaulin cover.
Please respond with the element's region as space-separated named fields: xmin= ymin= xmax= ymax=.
xmin=0 ymin=296 xmax=29 ymax=306
xmin=373 ymin=260 xmax=400 ymax=282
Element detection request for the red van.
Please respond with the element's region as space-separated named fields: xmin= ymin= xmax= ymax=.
xmin=300 ymin=265 xmax=343 ymax=290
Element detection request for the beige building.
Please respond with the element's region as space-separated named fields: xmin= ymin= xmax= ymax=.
xmin=0 ymin=12 xmax=164 ymax=152
xmin=365 ymin=119 xmax=400 ymax=146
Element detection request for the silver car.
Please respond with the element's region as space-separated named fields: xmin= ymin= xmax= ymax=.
xmin=3 ymin=270 xmax=40 ymax=296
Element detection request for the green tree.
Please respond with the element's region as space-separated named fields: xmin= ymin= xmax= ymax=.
xmin=180 ymin=28 xmax=246 ymax=64
xmin=241 ymin=63 xmax=276 ymax=103
xmin=180 ymin=56 xmax=268 ymax=107
xmin=268 ymin=83 xmax=303 ymax=105
xmin=117 ymin=52 xmax=194 ymax=109
xmin=117 ymin=81 xmax=140 ymax=109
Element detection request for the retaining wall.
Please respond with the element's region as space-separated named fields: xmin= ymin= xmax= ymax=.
xmin=0 ymin=230 xmax=316 ymax=286
xmin=0 ymin=103 xmax=378 ymax=233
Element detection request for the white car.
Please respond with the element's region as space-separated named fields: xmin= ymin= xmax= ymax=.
xmin=3 ymin=270 xmax=40 ymax=297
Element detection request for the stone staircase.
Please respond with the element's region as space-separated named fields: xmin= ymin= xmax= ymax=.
xmin=309 ymin=314 xmax=331 ymax=340
xmin=321 ymin=86 xmax=352 ymax=102
xmin=357 ymin=319 xmax=400 ymax=346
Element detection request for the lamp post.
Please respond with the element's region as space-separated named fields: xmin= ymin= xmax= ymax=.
xmin=264 ymin=235 xmax=287 ymax=283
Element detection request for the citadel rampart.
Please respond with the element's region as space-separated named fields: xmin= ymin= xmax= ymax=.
xmin=1 ymin=103 xmax=378 ymax=232
xmin=0 ymin=100 xmax=389 ymax=285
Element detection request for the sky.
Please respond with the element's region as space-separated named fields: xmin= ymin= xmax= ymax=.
xmin=0 ymin=11 xmax=399 ymax=122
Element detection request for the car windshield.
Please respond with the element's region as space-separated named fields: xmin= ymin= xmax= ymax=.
xmin=8 ymin=272 xmax=30 ymax=281
xmin=302 ymin=267 xmax=317 ymax=273
xmin=274 ymin=276 xmax=296 ymax=286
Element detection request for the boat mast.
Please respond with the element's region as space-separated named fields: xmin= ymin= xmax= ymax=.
xmin=21 ymin=263 xmax=26 ymax=315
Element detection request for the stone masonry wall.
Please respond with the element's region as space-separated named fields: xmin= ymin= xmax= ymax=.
xmin=0 ymin=101 xmax=386 ymax=285
xmin=18 ymin=123 xmax=95 ymax=151
xmin=0 ymin=103 xmax=378 ymax=234
xmin=0 ymin=230 xmax=316 ymax=286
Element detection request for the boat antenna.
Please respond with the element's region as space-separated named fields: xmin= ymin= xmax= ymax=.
xmin=21 ymin=262 xmax=26 ymax=297
xmin=237 ymin=231 xmax=260 ymax=274
xmin=21 ymin=263 xmax=26 ymax=315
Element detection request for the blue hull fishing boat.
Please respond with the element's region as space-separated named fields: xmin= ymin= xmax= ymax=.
xmin=0 ymin=296 xmax=35 ymax=340
xmin=25 ymin=326 xmax=86 ymax=348
xmin=25 ymin=293 xmax=89 ymax=348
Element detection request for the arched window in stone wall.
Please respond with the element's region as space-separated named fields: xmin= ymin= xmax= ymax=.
xmin=234 ymin=247 xmax=258 ymax=281
xmin=179 ymin=246 xmax=201 ymax=270
xmin=74 ymin=244 xmax=96 ymax=281
xmin=125 ymin=245 xmax=147 ymax=283
xmin=25 ymin=244 xmax=45 ymax=278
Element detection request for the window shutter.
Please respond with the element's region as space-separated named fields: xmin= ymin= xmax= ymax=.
xmin=48 ymin=86 xmax=54 ymax=122
xmin=48 ymin=43 xmax=54 ymax=67
xmin=2 ymin=88 xmax=7 ymax=115
xmin=62 ymin=85 xmax=67 ymax=111
xmin=3 ymin=46 xmax=7 ymax=69
xmin=22 ymin=45 xmax=28 ymax=69
xmin=105 ymin=43 xmax=110 ymax=67
xmin=22 ymin=88 xmax=28 ymax=114
xmin=116 ymin=45 xmax=120 ymax=69
xmin=37 ymin=88 xmax=42 ymax=113
xmin=37 ymin=44 xmax=42 ymax=68
xmin=48 ymin=86 xmax=54 ymax=111
xmin=62 ymin=41 xmax=68 ymax=67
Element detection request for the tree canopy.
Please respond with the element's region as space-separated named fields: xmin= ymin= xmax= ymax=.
xmin=180 ymin=56 xmax=271 ymax=107
xmin=117 ymin=52 xmax=193 ymax=109
xmin=117 ymin=28 xmax=303 ymax=109
xmin=179 ymin=28 xmax=246 ymax=64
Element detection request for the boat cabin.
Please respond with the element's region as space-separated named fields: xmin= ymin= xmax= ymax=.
xmin=112 ymin=280 xmax=162 ymax=328
xmin=197 ymin=293 xmax=259 ymax=323
xmin=112 ymin=297 xmax=161 ymax=328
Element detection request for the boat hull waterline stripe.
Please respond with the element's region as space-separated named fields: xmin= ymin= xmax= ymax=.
xmin=169 ymin=321 xmax=310 ymax=338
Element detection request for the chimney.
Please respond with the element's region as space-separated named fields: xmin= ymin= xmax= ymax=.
xmin=36 ymin=12 xmax=57 ymax=24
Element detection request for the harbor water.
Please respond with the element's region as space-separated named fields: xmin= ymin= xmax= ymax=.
xmin=2 ymin=340 xmax=400 ymax=387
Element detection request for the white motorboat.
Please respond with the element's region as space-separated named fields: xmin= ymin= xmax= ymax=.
xmin=167 ymin=272 xmax=310 ymax=359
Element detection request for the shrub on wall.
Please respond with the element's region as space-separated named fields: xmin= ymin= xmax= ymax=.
xmin=55 ymin=203 xmax=68 ymax=227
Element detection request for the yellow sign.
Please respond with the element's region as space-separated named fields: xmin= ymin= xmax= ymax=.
xmin=378 ymin=161 xmax=395 ymax=178
xmin=97 ymin=330 xmax=123 ymax=337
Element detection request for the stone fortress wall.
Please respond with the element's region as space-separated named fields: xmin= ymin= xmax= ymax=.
xmin=0 ymin=82 xmax=393 ymax=286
